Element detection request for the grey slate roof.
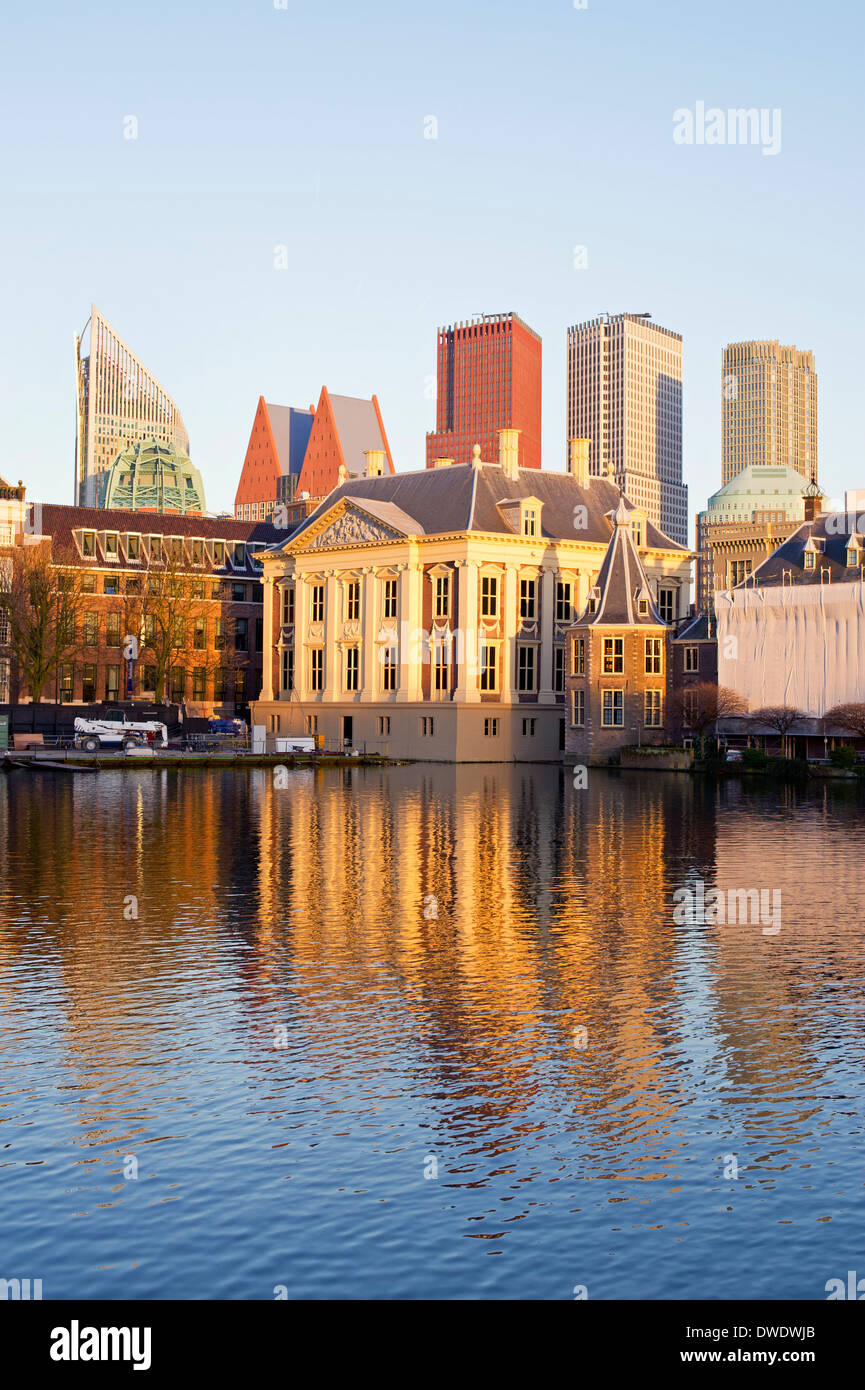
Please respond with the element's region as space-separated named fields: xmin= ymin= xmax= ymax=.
xmin=746 ymin=514 xmax=865 ymax=588
xmin=673 ymin=612 xmax=715 ymax=642
xmin=278 ymin=464 xmax=687 ymax=551
xmin=574 ymin=497 xmax=666 ymax=627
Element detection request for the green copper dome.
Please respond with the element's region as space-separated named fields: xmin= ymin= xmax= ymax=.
xmin=98 ymin=437 xmax=207 ymax=515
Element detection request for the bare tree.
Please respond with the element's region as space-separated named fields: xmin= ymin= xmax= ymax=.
xmin=750 ymin=705 xmax=804 ymax=759
xmin=134 ymin=547 xmax=237 ymax=706
xmin=668 ymin=682 xmax=747 ymax=756
xmin=824 ymin=703 xmax=865 ymax=742
xmin=0 ymin=541 xmax=85 ymax=705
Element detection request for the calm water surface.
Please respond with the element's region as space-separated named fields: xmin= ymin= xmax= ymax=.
xmin=0 ymin=764 xmax=863 ymax=1299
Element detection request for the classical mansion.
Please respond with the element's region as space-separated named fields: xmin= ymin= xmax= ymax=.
xmin=251 ymin=432 xmax=692 ymax=760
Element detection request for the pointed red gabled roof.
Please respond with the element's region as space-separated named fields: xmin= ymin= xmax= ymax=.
xmin=297 ymin=386 xmax=394 ymax=499
xmin=235 ymin=397 xmax=286 ymax=510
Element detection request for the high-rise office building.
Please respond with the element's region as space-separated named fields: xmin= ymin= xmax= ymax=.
xmin=74 ymin=304 xmax=190 ymax=508
xmin=567 ymin=312 xmax=687 ymax=546
xmin=425 ymin=312 xmax=542 ymax=470
xmin=721 ymin=341 xmax=817 ymax=487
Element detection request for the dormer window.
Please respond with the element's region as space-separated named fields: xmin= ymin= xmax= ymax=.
xmin=233 ymin=542 xmax=246 ymax=567
xmin=126 ymin=534 xmax=140 ymax=561
xmin=105 ymin=533 xmax=118 ymax=558
xmin=82 ymin=531 xmax=96 ymax=558
xmin=170 ymin=538 xmax=184 ymax=563
xmin=148 ymin=535 xmax=162 ymax=562
xmin=847 ymin=547 xmax=859 ymax=567
xmin=588 ymin=586 xmax=600 ymax=615
xmin=631 ymin=520 xmax=643 ymax=548
xmin=213 ymin=541 xmax=225 ymax=565
xmin=803 ymin=550 xmax=815 ymax=570
xmin=192 ymin=539 xmax=204 ymax=565
xmin=523 ymin=508 xmax=537 ymax=537
xmin=638 ymin=596 xmax=649 ymax=616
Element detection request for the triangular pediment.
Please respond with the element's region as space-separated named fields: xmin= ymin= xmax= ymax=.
xmin=290 ymin=497 xmax=417 ymax=552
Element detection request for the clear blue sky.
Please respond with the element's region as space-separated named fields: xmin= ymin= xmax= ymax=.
xmin=1 ymin=0 xmax=861 ymax=526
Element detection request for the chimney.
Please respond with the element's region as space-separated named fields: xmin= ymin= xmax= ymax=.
xmin=470 ymin=443 xmax=483 ymax=469
xmin=364 ymin=449 xmax=385 ymax=478
xmin=497 ymin=428 xmax=520 ymax=480
xmin=433 ymin=457 xmax=454 ymax=469
xmin=567 ymin=437 xmax=590 ymax=487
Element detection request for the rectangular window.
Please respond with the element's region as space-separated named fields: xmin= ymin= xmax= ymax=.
xmin=571 ymin=688 xmax=585 ymax=726
xmin=59 ymin=663 xmax=74 ymax=703
xmin=378 ymin=716 xmax=391 ymax=736
xmin=170 ymin=667 xmax=186 ymax=703
xmin=572 ymin=637 xmax=585 ymax=676
xmin=234 ymin=668 xmax=247 ymax=703
xmin=684 ymin=645 xmax=699 ymax=673
xmin=306 ymin=715 xmax=318 ymax=735
xmin=517 ymin=645 xmax=536 ymax=692
xmin=346 ymin=581 xmax=360 ymax=621
xmin=556 ymin=581 xmax=572 ymax=623
xmin=143 ymin=665 xmax=157 ymax=694
xmin=105 ymin=612 xmax=121 ymax=647
xmin=311 ymin=584 xmax=325 ymax=622
xmin=522 ymin=508 xmax=537 ymax=537
xmin=83 ymin=611 xmax=98 ymax=646
xmin=480 ymin=575 xmax=498 ymax=617
xmin=193 ymin=667 xmax=207 ymax=701
xmin=420 ymin=716 xmax=435 ymax=737
xmin=193 ymin=619 xmax=206 ymax=650
xmin=602 ymin=689 xmax=624 ymax=726
xmin=658 ymin=588 xmax=676 ymax=623
xmin=382 ymin=647 xmax=397 ymax=691
xmin=0 ymin=656 xmax=10 ymax=703
xmin=82 ymin=532 xmax=95 ymax=557
xmin=282 ymin=586 xmax=295 ymax=626
xmin=603 ymin=637 xmax=624 ymax=674
xmin=310 ymin=648 xmax=324 ymax=692
xmin=104 ymin=575 xmax=119 ymax=596
xmin=479 ymin=641 xmax=497 ymax=691
xmin=519 ymin=578 xmax=536 ymax=619
xmin=345 ymin=646 xmax=359 ymax=691
xmin=231 ymin=582 xmax=247 ymax=603
xmin=280 ymin=648 xmax=294 ymax=693
xmin=213 ymin=668 xmax=228 ymax=702
xmin=522 ymin=717 xmax=536 ymax=736
xmin=126 ymin=534 xmax=140 ymax=561
xmin=233 ymin=542 xmax=246 ymax=567
xmin=105 ymin=664 xmax=121 ymax=701
xmin=484 ymin=717 xmax=499 ymax=737
xmin=214 ymin=618 xmax=225 ymax=650
xmin=434 ymin=574 xmax=450 ymax=618
xmin=235 ymin=618 xmax=248 ymax=652
xmin=192 ymin=540 xmax=204 ymax=565
xmin=213 ymin=541 xmax=225 ymax=565
xmin=255 ymin=618 xmax=263 ymax=652
xmin=554 ymin=646 xmax=565 ymax=693
xmin=82 ymin=663 xmax=96 ymax=703
xmin=644 ymin=637 xmax=663 ymax=675
xmin=644 ymin=689 xmax=662 ymax=726
xmin=81 ymin=574 xmax=97 ymax=594
xmin=383 ymin=578 xmax=398 ymax=619
xmin=126 ymin=577 xmax=141 ymax=596
xmin=433 ymin=644 xmax=449 ymax=691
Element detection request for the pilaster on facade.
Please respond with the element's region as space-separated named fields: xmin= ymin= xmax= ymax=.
xmin=453 ymin=559 xmax=480 ymax=704
xmin=538 ymin=565 xmax=556 ymax=704
xmin=360 ymin=566 xmax=378 ymax=702
xmin=293 ymin=574 xmax=309 ymax=702
xmin=396 ymin=556 xmax=423 ymax=703
xmin=502 ymin=563 xmax=518 ymax=701
xmin=322 ymin=570 xmax=339 ymax=701
xmin=260 ymin=570 xmax=275 ymax=702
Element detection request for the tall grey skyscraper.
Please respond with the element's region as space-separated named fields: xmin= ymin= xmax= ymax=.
xmin=74 ymin=304 xmax=189 ymax=508
xmin=567 ymin=312 xmax=687 ymax=546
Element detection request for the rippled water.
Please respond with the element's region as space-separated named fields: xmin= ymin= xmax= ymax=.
xmin=1 ymin=764 xmax=863 ymax=1300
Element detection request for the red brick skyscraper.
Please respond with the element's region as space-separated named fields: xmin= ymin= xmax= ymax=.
xmin=425 ymin=312 xmax=542 ymax=470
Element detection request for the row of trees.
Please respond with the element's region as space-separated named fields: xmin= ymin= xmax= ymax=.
xmin=669 ymin=683 xmax=865 ymax=758
xmin=0 ymin=541 xmax=243 ymax=705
